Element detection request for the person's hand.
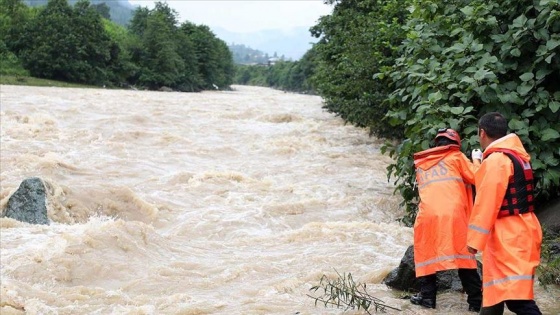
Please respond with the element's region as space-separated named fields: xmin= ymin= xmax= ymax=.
xmin=467 ymin=246 xmax=478 ymax=254
xmin=472 ymin=149 xmax=483 ymax=161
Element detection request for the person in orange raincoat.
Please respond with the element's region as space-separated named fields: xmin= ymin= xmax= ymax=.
xmin=467 ymin=112 xmax=542 ymax=315
xmin=410 ymin=128 xmax=482 ymax=312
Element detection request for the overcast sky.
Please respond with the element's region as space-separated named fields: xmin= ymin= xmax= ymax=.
xmin=127 ymin=0 xmax=333 ymax=33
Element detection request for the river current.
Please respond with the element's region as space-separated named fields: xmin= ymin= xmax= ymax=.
xmin=1 ymin=85 xmax=557 ymax=314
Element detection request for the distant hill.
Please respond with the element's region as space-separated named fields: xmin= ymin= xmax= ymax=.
xmin=229 ymin=44 xmax=270 ymax=65
xmin=23 ymin=1 xmax=318 ymax=62
xmin=212 ymin=26 xmax=318 ymax=61
xmin=24 ymin=0 xmax=135 ymax=26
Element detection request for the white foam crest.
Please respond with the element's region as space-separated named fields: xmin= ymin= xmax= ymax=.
xmin=6 ymin=85 xmax=547 ymax=314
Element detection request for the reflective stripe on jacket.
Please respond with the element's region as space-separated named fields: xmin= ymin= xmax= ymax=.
xmin=413 ymin=144 xmax=478 ymax=277
xmin=467 ymin=134 xmax=542 ymax=307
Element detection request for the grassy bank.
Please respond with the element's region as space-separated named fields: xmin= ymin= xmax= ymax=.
xmin=0 ymin=75 xmax=96 ymax=88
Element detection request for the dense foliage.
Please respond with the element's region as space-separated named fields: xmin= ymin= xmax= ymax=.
xmin=233 ymin=48 xmax=319 ymax=94
xmin=0 ymin=0 xmax=32 ymax=76
xmin=1 ymin=0 xmax=234 ymax=91
xmin=307 ymin=0 xmax=560 ymax=226
xmin=23 ymin=0 xmax=134 ymax=26
xmin=311 ymin=0 xmax=410 ymax=138
xmin=382 ymin=0 xmax=560 ymax=224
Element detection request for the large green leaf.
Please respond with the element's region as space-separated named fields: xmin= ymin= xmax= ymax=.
xmin=519 ymin=72 xmax=535 ymax=81
xmin=541 ymin=128 xmax=560 ymax=141
xmin=509 ymin=118 xmax=527 ymax=131
xmin=539 ymin=151 xmax=560 ymax=166
xmin=517 ymin=83 xmax=533 ymax=96
xmin=550 ymin=101 xmax=560 ymax=113
xmin=546 ymin=38 xmax=560 ymax=50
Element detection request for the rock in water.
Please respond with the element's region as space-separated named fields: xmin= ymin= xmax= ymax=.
xmin=383 ymin=245 xmax=481 ymax=292
xmin=383 ymin=245 xmax=421 ymax=291
xmin=4 ymin=177 xmax=49 ymax=225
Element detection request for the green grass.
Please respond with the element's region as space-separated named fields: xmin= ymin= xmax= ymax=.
xmin=0 ymin=74 xmax=97 ymax=88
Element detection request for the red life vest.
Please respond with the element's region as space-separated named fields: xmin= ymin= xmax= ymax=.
xmin=492 ymin=149 xmax=535 ymax=218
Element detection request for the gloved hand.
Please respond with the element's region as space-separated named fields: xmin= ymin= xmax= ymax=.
xmin=472 ymin=149 xmax=483 ymax=160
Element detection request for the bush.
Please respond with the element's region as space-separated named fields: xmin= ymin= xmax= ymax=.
xmin=0 ymin=41 xmax=28 ymax=76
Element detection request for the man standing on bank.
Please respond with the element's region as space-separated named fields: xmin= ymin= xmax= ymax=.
xmin=410 ymin=128 xmax=482 ymax=312
xmin=467 ymin=112 xmax=543 ymax=315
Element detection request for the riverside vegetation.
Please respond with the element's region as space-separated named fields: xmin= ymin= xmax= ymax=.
xmin=236 ymin=0 xmax=560 ymax=288
xmin=1 ymin=0 xmax=559 ymax=295
xmin=1 ymin=0 xmax=234 ymax=91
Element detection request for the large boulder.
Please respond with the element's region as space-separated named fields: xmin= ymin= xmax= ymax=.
xmin=536 ymin=198 xmax=560 ymax=261
xmin=3 ymin=177 xmax=49 ymax=225
xmin=383 ymin=245 xmax=481 ymax=292
xmin=536 ymin=197 xmax=560 ymax=233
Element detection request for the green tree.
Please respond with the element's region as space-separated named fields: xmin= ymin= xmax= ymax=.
xmin=180 ymin=22 xmax=234 ymax=90
xmin=102 ymin=18 xmax=138 ymax=86
xmin=128 ymin=2 xmax=184 ymax=89
xmin=71 ymin=0 xmax=113 ymax=83
xmin=382 ymin=0 xmax=560 ymax=224
xmin=128 ymin=5 xmax=149 ymax=36
xmin=232 ymin=47 xmax=319 ymax=94
xmin=311 ymin=0 xmax=410 ymax=138
xmin=16 ymin=0 xmax=114 ymax=84
xmin=174 ymin=29 xmax=202 ymax=91
xmin=92 ymin=2 xmax=110 ymax=20
xmin=0 ymin=0 xmax=32 ymax=75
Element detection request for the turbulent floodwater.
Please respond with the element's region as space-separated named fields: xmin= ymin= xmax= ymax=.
xmin=0 ymin=85 xmax=557 ymax=315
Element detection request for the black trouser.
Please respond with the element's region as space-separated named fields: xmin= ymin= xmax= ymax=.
xmin=479 ymin=300 xmax=542 ymax=315
xmin=418 ymin=268 xmax=482 ymax=308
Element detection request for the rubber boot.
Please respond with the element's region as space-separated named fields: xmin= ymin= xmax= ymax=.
xmin=458 ymin=268 xmax=482 ymax=312
xmin=410 ymin=274 xmax=437 ymax=309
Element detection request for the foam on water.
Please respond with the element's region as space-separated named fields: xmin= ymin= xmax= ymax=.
xmin=1 ymin=85 xmax=558 ymax=315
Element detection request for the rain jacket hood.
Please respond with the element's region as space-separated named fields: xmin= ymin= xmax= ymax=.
xmin=414 ymin=144 xmax=461 ymax=170
xmin=483 ymin=133 xmax=530 ymax=162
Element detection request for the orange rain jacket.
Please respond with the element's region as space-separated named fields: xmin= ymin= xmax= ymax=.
xmin=413 ymin=144 xmax=479 ymax=277
xmin=467 ymin=134 xmax=542 ymax=307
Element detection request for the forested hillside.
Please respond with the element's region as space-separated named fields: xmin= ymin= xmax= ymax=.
xmin=233 ymin=48 xmax=318 ymax=94
xmin=20 ymin=0 xmax=292 ymax=66
xmin=23 ymin=0 xmax=134 ymax=25
xmin=213 ymin=26 xmax=318 ymax=61
xmin=1 ymin=0 xmax=234 ymax=91
xmin=229 ymin=44 xmax=277 ymax=65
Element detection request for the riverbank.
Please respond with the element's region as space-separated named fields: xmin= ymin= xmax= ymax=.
xmin=0 ymin=75 xmax=97 ymax=88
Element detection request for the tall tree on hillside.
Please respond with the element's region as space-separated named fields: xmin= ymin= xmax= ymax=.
xmin=92 ymin=2 xmax=110 ymax=20
xmin=128 ymin=1 xmax=185 ymax=89
xmin=311 ymin=0 xmax=409 ymax=138
xmin=17 ymin=0 xmax=74 ymax=80
xmin=180 ymin=22 xmax=234 ymax=89
xmin=16 ymin=0 xmax=113 ymax=84
xmin=0 ymin=0 xmax=30 ymax=44
xmin=128 ymin=5 xmax=149 ymax=36
xmin=71 ymin=0 xmax=113 ymax=82
xmin=102 ymin=19 xmax=138 ymax=86
xmin=0 ymin=0 xmax=33 ymax=75
xmin=174 ymin=29 xmax=202 ymax=91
